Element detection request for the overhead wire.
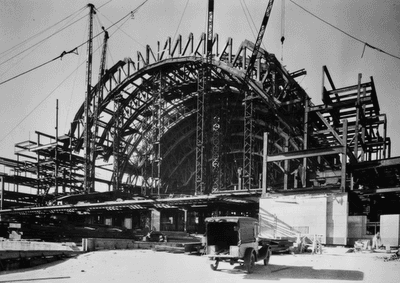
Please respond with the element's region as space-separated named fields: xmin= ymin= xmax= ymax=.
xmin=289 ymin=0 xmax=400 ymax=60
xmin=74 ymin=0 xmax=149 ymax=51
xmin=0 ymin=60 xmax=86 ymax=144
xmin=281 ymin=0 xmax=285 ymax=61
xmin=0 ymin=7 xmax=88 ymax=80
xmin=240 ymin=0 xmax=268 ymax=52
xmin=1 ymin=40 xmax=108 ymax=145
xmin=0 ymin=0 xmax=150 ymax=87
xmin=239 ymin=0 xmax=256 ymax=40
xmin=97 ymin=0 xmax=114 ymax=10
xmin=0 ymin=10 xmax=88 ymax=68
xmin=172 ymin=0 xmax=190 ymax=44
xmin=96 ymin=7 xmax=146 ymax=49
xmin=106 ymin=16 xmax=133 ymax=65
xmin=0 ymin=5 xmax=86 ymax=59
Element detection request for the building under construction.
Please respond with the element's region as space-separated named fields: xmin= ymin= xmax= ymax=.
xmin=1 ymin=1 xmax=400 ymax=247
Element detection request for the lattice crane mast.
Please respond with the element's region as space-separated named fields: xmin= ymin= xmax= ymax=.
xmin=84 ymin=3 xmax=96 ymax=193
xmin=242 ymin=0 xmax=275 ymax=191
xmin=90 ymin=27 xmax=109 ymax=192
xmin=195 ymin=0 xmax=214 ymax=195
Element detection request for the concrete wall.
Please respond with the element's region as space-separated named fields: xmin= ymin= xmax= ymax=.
xmin=380 ymin=214 xmax=400 ymax=247
xmin=260 ymin=192 xmax=349 ymax=245
xmin=152 ymin=210 xmax=161 ymax=231
xmin=326 ymin=193 xmax=348 ymax=245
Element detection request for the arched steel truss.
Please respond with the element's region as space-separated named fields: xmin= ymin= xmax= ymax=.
xmin=70 ymin=33 xmax=311 ymax=195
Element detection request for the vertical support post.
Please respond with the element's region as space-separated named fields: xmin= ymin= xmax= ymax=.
xmin=158 ymin=72 xmax=163 ymax=196
xmin=55 ymin=99 xmax=59 ymax=194
xmin=383 ymin=114 xmax=387 ymax=159
xmin=243 ymin=93 xmax=254 ymax=191
xmin=284 ymin=136 xmax=289 ymax=190
xmin=113 ymin=96 xmax=122 ymax=191
xmin=195 ymin=69 xmax=205 ymax=195
xmin=153 ymin=70 xmax=164 ymax=196
xmin=361 ymin=102 xmax=366 ymax=161
xmin=262 ymin=132 xmax=268 ymax=196
xmin=69 ymin=122 xmax=73 ymax=193
xmin=0 ymin=177 xmax=4 ymax=214
xmin=37 ymin=133 xmax=41 ymax=195
xmin=183 ymin=209 xmax=188 ymax=232
xmin=303 ymin=96 xmax=309 ymax=186
xmin=321 ymin=66 xmax=325 ymax=101
xmin=354 ymin=73 xmax=362 ymax=160
xmin=341 ymin=119 xmax=348 ymax=192
xmin=62 ymin=169 xmax=66 ymax=194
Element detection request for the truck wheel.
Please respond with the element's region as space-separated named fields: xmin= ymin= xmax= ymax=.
xmin=244 ymin=249 xmax=255 ymax=273
xmin=210 ymin=259 xmax=219 ymax=271
xmin=263 ymin=250 xmax=271 ymax=266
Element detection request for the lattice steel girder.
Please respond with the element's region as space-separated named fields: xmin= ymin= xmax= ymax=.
xmin=70 ymin=34 xmax=313 ymax=195
xmin=267 ymin=146 xmax=344 ymax=162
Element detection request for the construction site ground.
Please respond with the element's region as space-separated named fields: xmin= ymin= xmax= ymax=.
xmin=0 ymin=247 xmax=399 ymax=283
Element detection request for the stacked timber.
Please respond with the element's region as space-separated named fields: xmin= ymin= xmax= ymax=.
xmin=0 ymin=239 xmax=82 ymax=271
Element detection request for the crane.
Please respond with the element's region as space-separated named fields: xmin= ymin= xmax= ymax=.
xmin=90 ymin=27 xmax=109 ymax=192
xmin=84 ymin=3 xmax=96 ymax=193
xmin=242 ymin=0 xmax=275 ymax=191
xmin=195 ymin=0 xmax=214 ymax=195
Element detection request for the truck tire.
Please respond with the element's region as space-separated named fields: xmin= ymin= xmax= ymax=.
xmin=244 ymin=248 xmax=255 ymax=273
xmin=263 ymin=249 xmax=271 ymax=266
xmin=210 ymin=259 xmax=219 ymax=271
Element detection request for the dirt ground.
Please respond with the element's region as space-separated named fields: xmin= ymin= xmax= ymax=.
xmin=0 ymin=247 xmax=399 ymax=283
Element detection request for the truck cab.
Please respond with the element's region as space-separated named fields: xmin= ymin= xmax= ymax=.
xmin=204 ymin=216 xmax=271 ymax=273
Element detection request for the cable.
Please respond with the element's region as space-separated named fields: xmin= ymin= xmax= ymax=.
xmin=97 ymin=9 xmax=145 ymax=49
xmin=240 ymin=0 xmax=268 ymax=52
xmin=0 ymin=0 xmax=150 ymax=87
xmin=281 ymin=0 xmax=285 ymax=61
xmin=0 ymin=12 xmax=88 ymax=68
xmin=242 ymin=0 xmax=258 ymax=33
xmin=75 ymin=0 xmax=149 ymax=51
xmin=1 ymin=42 xmax=107 ymax=145
xmin=239 ymin=0 xmax=256 ymax=40
xmin=0 ymin=8 xmax=87 ymax=80
xmin=0 ymin=5 xmax=86 ymax=59
xmin=0 ymin=59 xmax=85 ymax=144
xmin=290 ymin=0 xmax=400 ymax=60
xmin=172 ymin=0 xmax=190 ymax=44
xmin=0 ymin=49 xmax=76 ymax=86
xmin=97 ymin=0 xmax=114 ymax=10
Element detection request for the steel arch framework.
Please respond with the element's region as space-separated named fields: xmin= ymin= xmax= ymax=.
xmin=70 ymin=34 xmax=308 ymax=195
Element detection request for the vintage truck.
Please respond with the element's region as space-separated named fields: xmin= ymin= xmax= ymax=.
xmin=204 ymin=216 xmax=271 ymax=273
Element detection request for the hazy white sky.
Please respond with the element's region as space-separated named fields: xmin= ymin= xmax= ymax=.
xmin=0 ymin=0 xmax=399 ymax=166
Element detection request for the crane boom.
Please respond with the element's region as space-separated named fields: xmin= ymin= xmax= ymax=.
xmin=243 ymin=0 xmax=275 ymax=85
xmin=242 ymin=0 xmax=275 ymax=191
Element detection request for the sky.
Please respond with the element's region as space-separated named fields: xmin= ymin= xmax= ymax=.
xmin=0 ymin=0 xmax=399 ymax=170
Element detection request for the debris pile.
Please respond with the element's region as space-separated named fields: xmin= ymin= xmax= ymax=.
xmin=383 ymin=250 xmax=400 ymax=262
